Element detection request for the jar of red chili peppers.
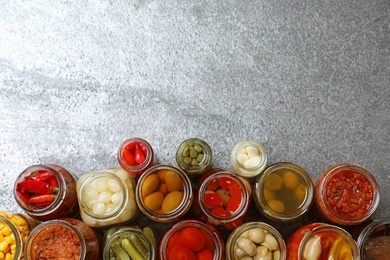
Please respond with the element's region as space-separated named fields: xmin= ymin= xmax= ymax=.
xmin=192 ymin=171 xmax=252 ymax=230
xmin=286 ymin=223 xmax=360 ymax=260
xmin=118 ymin=137 xmax=157 ymax=178
xmin=313 ymin=164 xmax=380 ymax=226
xmin=24 ymin=218 xmax=101 ymax=260
xmin=159 ymin=219 xmax=225 ymax=260
xmin=14 ymin=164 xmax=79 ymax=221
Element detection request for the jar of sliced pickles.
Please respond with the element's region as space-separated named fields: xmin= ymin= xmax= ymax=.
xmin=135 ymin=164 xmax=193 ymax=222
xmin=76 ymin=168 xmax=139 ymax=228
xmin=254 ymin=162 xmax=314 ymax=222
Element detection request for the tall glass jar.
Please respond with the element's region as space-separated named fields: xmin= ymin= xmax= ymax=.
xmin=135 ymin=164 xmax=193 ymax=223
xmin=175 ymin=138 xmax=212 ymax=176
xmin=118 ymin=138 xmax=156 ymax=178
xmin=313 ymin=164 xmax=380 ymax=226
xmin=76 ymin=168 xmax=139 ymax=228
xmin=103 ymin=226 xmax=157 ymax=260
xmin=254 ymin=162 xmax=314 ymax=222
xmin=286 ymin=223 xmax=360 ymax=260
xmin=159 ymin=219 xmax=225 ymax=260
xmin=230 ymin=140 xmax=267 ymax=181
xmin=14 ymin=164 xmax=79 ymax=221
xmin=193 ymin=171 xmax=252 ymax=230
xmin=24 ymin=218 xmax=100 ymax=260
xmin=226 ymin=222 xmax=286 ymax=260
xmin=0 ymin=215 xmax=24 ymax=260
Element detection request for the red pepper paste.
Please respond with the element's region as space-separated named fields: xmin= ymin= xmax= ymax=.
xmin=31 ymin=224 xmax=81 ymax=260
xmin=325 ymin=170 xmax=373 ymax=219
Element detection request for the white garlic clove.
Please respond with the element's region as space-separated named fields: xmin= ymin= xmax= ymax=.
xmin=238 ymin=154 xmax=250 ymax=165
xmin=237 ymin=237 xmax=257 ymax=256
xmin=303 ymin=235 xmax=322 ymax=260
xmin=243 ymin=155 xmax=261 ymax=168
xmin=248 ymin=228 xmax=266 ymax=244
xmin=261 ymin=233 xmax=279 ymax=251
xmin=246 ymin=146 xmax=259 ymax=158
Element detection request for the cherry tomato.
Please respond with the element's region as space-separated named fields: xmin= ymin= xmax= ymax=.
xmin=200 ymin=229 xmax=215 ymax=252
xmin=179 ymin=227 xmax=205 ymax=252
xmin=196 ymin=248 xmax=214 ymax=260
xmin=167 ymin=232 xmax=181 ymax=254
xmin=168 ymin=244 xmax=196 ymax=260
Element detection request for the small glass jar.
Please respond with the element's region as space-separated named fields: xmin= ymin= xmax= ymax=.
xmin=14 ymin=164 xmax=79 ymax=221
xmin=118 ymin=137 xmax=156 ymax=178
xmin=193 ymin=171 xmax=252 ymax=230
xmin=135 ymin=164 xmax=193 ymax=222
xmin=76 ymin=168 xmax=139 ymax=228
xmin=313 ymin=164 xmax=380 ymax=226
xmin=0 ymin=215 xmax=24 ymax=260
xmin=230 ymin=140 xmax=267 ymax=180
xmin=24 ymin=218 xmax=100 ymax=260
xmin=175 ymin=138 xmax=212 ymax=176
xmin=286 ymin=223 xmax=360 ymax=260
xmin=103 ymin=226 xmax=157 ymax=260
xmin=226 ymin=221 xmax=286 ymax=260
xmin=352 ymin=219 xmax=390 ymax=259
xmin=254 ymin=162 xmax=314 ymax=222
xmin=159 ymin=219 xmax=225 ymax=260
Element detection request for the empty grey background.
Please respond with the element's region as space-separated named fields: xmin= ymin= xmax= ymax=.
xmin=1 ymin=0 xmax=389 ymax=242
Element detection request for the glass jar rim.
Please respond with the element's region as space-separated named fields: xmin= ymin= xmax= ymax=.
xmin=355 ymin=219 xmax=390 ymax=250
xmin=117 ymin=137 xmax=154 ymax=172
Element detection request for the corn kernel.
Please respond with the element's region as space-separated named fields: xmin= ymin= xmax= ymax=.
xmin=0 ymin=251 xmax=4 ymax=258
xmin=1 ymin=227 xmax=11 ymax=237
xmin=0 ymin=233 xmax=4 ymax=242
xmin=0 ymin=241 xmax=8 ymax=251
xmin=4 ymin=236 xmax=13 ymax=245
xmin=5 ymin=252 xmax=12 ymax=260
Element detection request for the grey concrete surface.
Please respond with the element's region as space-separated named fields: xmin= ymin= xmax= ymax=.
xmin=1 ymin=0 xmax=389 ymax=244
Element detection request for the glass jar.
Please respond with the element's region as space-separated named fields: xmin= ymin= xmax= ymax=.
xmin=24 ymin=218 xmax=100 ymax=260
xmin=193 ymin=171 xmax=252 ymax=230
xmin=118 ymin=137 xmax=156 ymax=178
xmin=313 ymin=164 xmax=380 ymax=226
xmin=254 ymin=162 xmax=314 ymax=222
xmin=14 ymin=164 xmax=79 ymax=221
xmin=159 ymin=219 xmax=224 ymax=260
xmin=286 ymin=223 xmax=360 ymax=260
xmin=103 ymin=226 xmax=157 ymax=260
xmin=135 ymin=164 xmax=193 ymax=222
xmin=226 ymin=221 xmax=286 ymax=260
xmin=0 ymin=215 xmax=24 ymax=260
xmin=230 ymin=140 xmax=267 ymax=180
xmin=352 ymin=219 xmax=390 ymax=260
xmin=175 ymin=138 xmax=212 ymax=176
xmin=76 ymin=168 xmax=139 ymax=228
xmin=0 ymin=210 xmax=40 ymax=243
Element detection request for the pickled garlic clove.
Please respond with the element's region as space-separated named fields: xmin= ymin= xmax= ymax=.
xmin=238 ymin=154 xmax=250 ymax=165
xmin=246 ymin=146 xmax=259 ymax=158
xmin=243 ymin=156 xmax=261 ymax=168
xmin=303 ymin=235 xmax=322 ymax=260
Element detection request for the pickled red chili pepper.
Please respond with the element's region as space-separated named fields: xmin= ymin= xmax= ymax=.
xmin=29 ymin=171 xmax=55 ymax=182
xmin=28 ymin=194 xmax=56 ymax=205
xmin=16 ymin=180 xmax=58 ymax=194
xmin=122 ymin=141 xmax=147 ymax=166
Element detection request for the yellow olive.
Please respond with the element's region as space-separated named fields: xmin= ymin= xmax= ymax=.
xmin=161 ymin=191 xmax=183 ymax=213
xmin=265 ymin=174 xmax=283 ymax=191
xmin=144 ymin=191 xmax=164 ymax=210
xmin=283 ymin=171 xmax=299 ymax=190
xmin=268 ymin=199 xmax=285 ymax=213
xmin=141 ymin=173 xmax=160 ymax=198
xmin=165 ymin=171 xmax=183 ymax=192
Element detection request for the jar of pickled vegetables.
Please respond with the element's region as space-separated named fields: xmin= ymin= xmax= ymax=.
xmin=313 ymin=164 xmax=380 ymax=226
xmin=135 ymin=164 xmax=193 ymax=223
xmin=230 ymin=140 xmax=267 ymax=180
xmin=175 ymin=138 xmax=212 ymax=176
xmin=254 ymin=162 xmax=314 ymax=222
xmin=226 ymin=222 xmax=286 ymax=260
xmin=24 ymin=218 xmax=100 ymax=260
xmin=159 ymin=219 xmax=225 ymax=260
xmin=193 ymin=171 xmax=252 ymax=230
xmin=14 ymin=164 xmax=79 ymax=221
xmin=118 ymin=137 xmax=156 ymax=178
xmin=0 ymin=215 xmax=24 ymax=260
xmin=76 ymin=168 xmax=139 ymax=228
xmin=103 ymin=226 xmax=157 ymax=260
xmin=286 ymin=223 xmax=360 ymax=260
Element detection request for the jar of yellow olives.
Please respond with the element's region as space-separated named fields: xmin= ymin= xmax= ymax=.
xmin=254 ymin=162 xmax=314 ymax=222
xmin=176 ymin=138 xmax=212 ymax=176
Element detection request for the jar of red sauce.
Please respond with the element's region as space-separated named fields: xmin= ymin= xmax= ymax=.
xmin=118 ymin=137 xmax=156 ymax=178
xmin=76 ymin=168 xmax=139 ymax=228
xmin=286 ymin=223 xmax=360 ymax=260
xmin=159 ymin=219 xmax=225 ymax=260
xmin=0 ymin=215 xmax=24 ymax=260
xmin=135 ymin=164 xmax=193 ymax=222
xmin=14 ymin=164 xmax=79 ymax=221
xmin=24 ymin=218 xmax=101 ymax=260
xmin=254 ymin=162 xmax=314 ymax=222
xmin=313 ymin=164 xmax=380 ymax=226
xmin=192 ymin=171 xmax=252 ymax=230
xmin=226 ymin=221 xmax=286 ymax=260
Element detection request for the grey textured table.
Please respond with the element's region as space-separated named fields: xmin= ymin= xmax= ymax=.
xmin=1 ymin=0 xmax=389 ymax=251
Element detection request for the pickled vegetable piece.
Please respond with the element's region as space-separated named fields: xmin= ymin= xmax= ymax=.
xmin=265 ymin=174 xmax=283 ymax=191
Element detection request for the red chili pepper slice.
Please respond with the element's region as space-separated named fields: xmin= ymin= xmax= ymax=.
xmin=134 ymin=143 xmax=146 ymax=165
xmin=218 ymin=177 xmax=232 ymax=191
xmin=17 ymin=180 xmax=58 ymax=194
xmin=28 ymin=194 xmax=56 ymax=205
xmin=204 ymin=192 xmax=221 ymax=208
xmin=228 ymin=180 xmax=242 ymax=196
xmin=206 ymin=179 xmax=219 ymax=191
xmin=29 ymin=171 xmax=55 ymax=182
xmin=16 ymin=190 xmax=30 ymax=206
xmin=226 ymin=195 xmax=242 ymax=213
xmin=47 ymin=176 xmax=59 ymax=188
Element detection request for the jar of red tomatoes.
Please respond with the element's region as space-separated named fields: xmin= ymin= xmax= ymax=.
xmin=14 ymin=164 xmax=79 ymax=221
xmin=159 ymin=219 xmax=225 ymax=260
xmin=254 ymin=162 xmax=314 ymax=222
xmin=192 ymin=171 xmax=252 ymax=230
xmin=313 ymin=164 xmax=380 ymax=226
xmin=135 ymin=164 xmax=193 ymax=222
xmin=230 ymin=140 xmax=268 ymax=181
xmin=175 ymin=138 xmax=213 ymax=177
xmin=226 ymin=221 xmax=286 ymax=260
xmin=24 ymin=218 xmax=101 ymax=260
xmin=118 ymin=137 xmax=157 ymax=178
xmin=0 ymin=215 xmax=24 ymax=260
xmin=76 ymin=168 xmax=139 ymax=228
xmin=286 ymin=223 xmax=360 ymax=260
